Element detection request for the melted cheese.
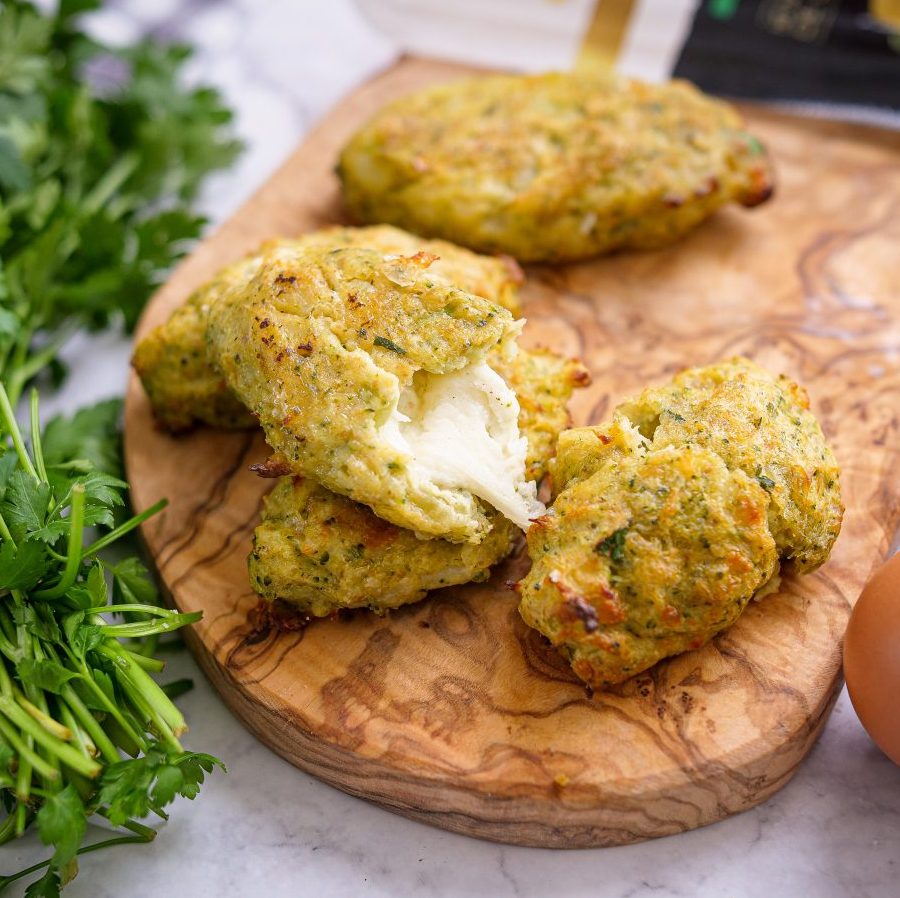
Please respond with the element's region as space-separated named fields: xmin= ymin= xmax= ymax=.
xmin=381 ymin=361 xmax=544 ymax=530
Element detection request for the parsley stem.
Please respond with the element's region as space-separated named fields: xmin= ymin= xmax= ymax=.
xmin=0 ymin=696 xmax=100 ymax=779
xmin=98 ymin=611 xmax=202 ymax=639
xmin=86 ymin=603 xmax=183 ymax=618
xmin=13 ymin=691 xmax=72 ymax=742
xmin=96 ymin=642 xmax=186 ymax=743
xmin=82 ymin=498 xmax=168 ymax=558
xmin=58 ymin=654 xmax=147 ymax=752
xmin=123 ymin=651 xmax=165 ymax=673
xmin=59 ymin=660 xmax=147 ymax=756
xmin=0 ymin=636 xmax=16 ymax=667
xmin=102 ymin=815 xmax=158 ymax=841
xmin=0 ymin=824 xmax=157 ymax=892
xmin=14 ymin=795 xmax=28 ymax=838
xmin=84 ymin=830 xmax=157 ymax=852
xmin=58 ymin=685 xmax=121 ymax=766
xmin=81 ymin=152 xmax=140 ymax=217
xmin=45 ymin=545 xmax=67 ymax=562
xmin=117 ymin=678 xmax=181 ymax=752
xmin=101 ymin=713 xmax=141 ymax=758
xmin=0 ymin=382 xmax=38 ymax=481
xmin=0 ymin=857 xmax=49 ymax=892
xmin=28 ymin=389 xmax=48 ymax=483
xmin=58 ymin=704 xmax=96 ymax=761
xmin=0 ymin=811 xmax=17 ymax=847
xmin=0 ymin=656 xmax=12 ymax=699
xmin=3 ymin=323 xmax=78 ymax=410
xmin=34 ymin=484 xmax=85 ymax=600
xmin=0 ymin=510 xmax=14 ymax=548
xmin=0 ymin=619 xmax=14 ymax=660
xmin=15 ymin=750 xmax=33 ymax=813
xmin=0 ymin=713 xmax=57 ymax=782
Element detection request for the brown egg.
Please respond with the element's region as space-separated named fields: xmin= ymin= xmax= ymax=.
xmin=844 ymin=551 xmax=900 ymax=766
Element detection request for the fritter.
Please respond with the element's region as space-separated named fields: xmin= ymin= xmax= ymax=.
xmin=249 ymin=349 xmax=588 ymax=617
xmin=133 ymin=225 xmax=523 ymax=431
xmin=250 ymin=347 xmax=589 ymax=616
xmin=520 ymin=428 xmax=778 ymax=689
xmin=519 ymin=358 xmax=842 ymax=688
xmin=132 ymin=256 xmax=260 ymax=431
xmin=315 ymin=225 xmax=524 ymax=316
xmin=615 ymin=358 xmax=842 ymax=572
xmin=549 ymin=414 xmax=647 ymax=490
xmin=494 ymin=347 xmax=591 ymax=483
xmin=338 ymin=72 xmax=774 ymax=263
xmin=251 ymin=478 xmax=518 ymax=617
xmin=207 ymin=244 xmax=543 ymax=542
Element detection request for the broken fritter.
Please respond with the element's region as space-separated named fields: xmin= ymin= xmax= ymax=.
xmin=250 ymin=347 xmax=589 ymax=615
xmin=520 ymin=426 xmax=779 ymax=688
xmin=615 ymin=357 xmax=842 ymax=572
xmin=207 ymin=244 xmax=542 ymax=542
xmin=133 ymin=225 xmax=523 ymax=432
xmin=519 ymin=358 xmax=842 ymax=689
xmin=251 ymin=478 xmax=518 ymax=617
xmin=338 ymin=72 xmax=774 ymax=263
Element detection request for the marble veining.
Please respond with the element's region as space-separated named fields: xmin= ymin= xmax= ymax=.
xmin=10 ymin=2 xmax=899 ymax=896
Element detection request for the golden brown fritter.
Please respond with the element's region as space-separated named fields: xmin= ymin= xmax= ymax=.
xmin=250 ymin=477 xmax=518 ymax=617
xmin=310 ymin=225 xmax=524 ymax=315
xmin=338 ymin=73 xmax=774 ymax=263
xmin=132 ymin=256 xmax=260 ymax=431
xmin=549 ymin=414 xmax=648 ymax=492
xmin=132 ymin=225 xmax=523 ymax=432
xmin=519 ymin=358 xmax=841 ymax=689
xmin=519 ymin=433 xmax=778 ymax=689
xmin=495 ymin=347 xmax=591 ymax=483
xmin=250 ymin=346 xmax=588 ymax=616
xmin=615 ymin=358 xmax=842 ymax=572
xmin=207 ymin=243 xmax=540 ymax=543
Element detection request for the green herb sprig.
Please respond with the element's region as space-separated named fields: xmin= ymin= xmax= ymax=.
xmin=0 ymin=0 xmax=241 ymax=892
xmin=0 ymin=0 xmax=242 ymax=407
xmin=0 ymin=387 xmax=223 ymax=896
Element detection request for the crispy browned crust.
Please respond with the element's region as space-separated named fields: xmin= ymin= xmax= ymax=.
xmin=339 ymin=73 xmax=776 ymax=262
xmin=519 ymin=357 xmax=842 ymax=689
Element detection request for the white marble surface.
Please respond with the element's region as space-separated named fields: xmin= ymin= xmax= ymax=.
xmin=8 ymin=2 xmax=900 ymax=895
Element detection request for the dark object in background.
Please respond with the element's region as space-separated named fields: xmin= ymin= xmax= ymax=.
xmin=674 ymin=0 xmax=900 ymax=112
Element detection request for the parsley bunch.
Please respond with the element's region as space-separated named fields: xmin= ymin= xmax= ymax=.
xmin=0 ymin=388 xmax=223 ymax=895
xmin=0 ymin=1 xmax=242 ymax=892
xmin=0 ymin=0 xmax=241 ymax=406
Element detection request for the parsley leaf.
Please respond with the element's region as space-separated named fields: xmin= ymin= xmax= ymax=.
xmin=596 ymin=527 xmax=629 ymax=565
xmin=373 ymin=335 xmax=406 ymax=355
xmin=23 ymin=868 xmax=61 ymax=898
xmin=100 ymin=749 xmax=225 ymax=826
xmin=42 ymin=400 xmax=123 ymax=477
xmin=0 ymin=1 xmax=241 ymax=407
xmin=15 ymin=658 xmax=78 ymax=694
xmin=0 ymin=538 xmax=49 ymax=588
xmin=112 ymin=557 xmax=158 ymax=605
xmin=1 ymin=469 xmax=51 ymax=540
xmin=36 ymin=785 xmax=86 ymax=867
xmin=757 ymin=474 xmax=776 ymax=492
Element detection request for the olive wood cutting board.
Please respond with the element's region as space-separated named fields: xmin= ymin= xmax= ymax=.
xmin=124 ymin=57 xmax=900 ymax=848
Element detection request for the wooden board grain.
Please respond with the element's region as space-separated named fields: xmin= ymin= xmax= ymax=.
xmin=124 ymin=58 xmax=900 ymax=848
